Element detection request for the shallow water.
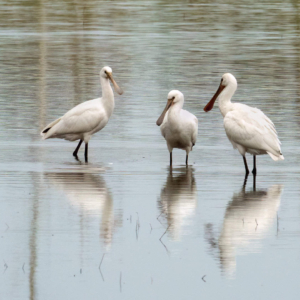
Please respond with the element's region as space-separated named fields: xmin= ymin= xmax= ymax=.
xmin=0 ymin=0 xmax=300 ymax=299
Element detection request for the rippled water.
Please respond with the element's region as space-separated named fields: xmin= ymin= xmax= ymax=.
xmin=0 ymin=1 xmax=300 ymax=299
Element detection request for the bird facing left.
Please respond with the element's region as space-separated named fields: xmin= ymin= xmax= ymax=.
xmin=40 ymin=66 xmax=123 ymax=162
xmin=156 ymin=90 xmax=198 ymax=167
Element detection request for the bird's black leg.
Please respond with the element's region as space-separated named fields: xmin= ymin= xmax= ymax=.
xmin=186 ymin=154 xmax=188 ymax=167
xmin=243 ymin=155 xmax=250 ymax=176
xmin=73 ymin=139 xmax=83 ymax=158
xmin=253 ymin=172 xmax=256 ymax=191
xmin=252 ymin=155 xmax=257 ymax=175
xmin=170 ymin=152 xmax=172 ymax=167
xmin=243 ymin=172 xmax=249 ymax=189
xmin=84 ymin=143 xmax=88 ymax=162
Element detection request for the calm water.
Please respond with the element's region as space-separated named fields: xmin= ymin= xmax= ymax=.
xmin=0 ymin=0 xmax=300 ymax=299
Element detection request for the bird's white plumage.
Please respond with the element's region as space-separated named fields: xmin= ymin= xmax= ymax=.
xmin=224 ymin=103 xmax=282 ymax=159
xmin=206 ymin=73 xmax=283 ymax=161
xmin=42 ymin=98 xmax=109 ymax=142
xmin=159 ymin=90 xmax=198 ymax=155
xmin=41 ymin=66 xmax=121 ymax=145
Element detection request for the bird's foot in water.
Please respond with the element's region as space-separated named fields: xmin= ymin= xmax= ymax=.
xmin=73 ymin=153 xmax=81 ymax=162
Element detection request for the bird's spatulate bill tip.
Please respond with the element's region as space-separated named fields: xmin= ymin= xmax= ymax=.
xmin=107 ymin=73 xmax=123 ymax=95
xmin=112 ymin=81 xmax=123 ymax=95
xmin=156 ymin=118 xmax=163 ymax=126
xmin=204 ymin=83 xmax=225 ymax=112
xmin=156 ymin=99 xmax=173 ymax=126
xmin=156 ymin=113 xmax=166 ymax=126
xmin=203 ymin=101 xmax=215 ymax=112
xmin=115 ymin=85 xmax=123 ymax=95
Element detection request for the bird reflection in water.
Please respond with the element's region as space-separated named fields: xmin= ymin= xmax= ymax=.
xmin=45 ymin=170 xmax=121 ymax=248
xmin=158 ymin=167 xmax=197 ymax=241
xmin=205 ymin=176 xmax=283 ymax=277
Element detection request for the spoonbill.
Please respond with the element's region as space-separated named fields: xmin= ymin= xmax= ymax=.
xmin=156 ymin=90 xmax=198 ymax=166
xmin=41 ymin=66 xmax=123 ymax=162
xmin=204 ymin=73 xmax=283 ymax=175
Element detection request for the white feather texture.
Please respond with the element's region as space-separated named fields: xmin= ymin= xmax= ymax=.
xmin=41 ymin=66 xmax=122 ymax=147
xmin=158 ymin=90 xmax=198 ymax=164
xmin=205 ymin=73 xmax=283 ymax=163
xmin=224 ymin=103 xmax=284 ymax=160
xmin=41 ymin=98 xmax=110 ymax=143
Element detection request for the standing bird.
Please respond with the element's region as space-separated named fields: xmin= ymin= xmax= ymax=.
xmin=204 ymin=73 xmax=283 ymax=175
xmin=41 ymin=66 xmax=123 ymax=162
xmin=156 ymin=90 xmax=198 ymax=166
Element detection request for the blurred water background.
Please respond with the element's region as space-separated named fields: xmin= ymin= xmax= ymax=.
xmin=0 ymin=0 xmax=299 ymax=299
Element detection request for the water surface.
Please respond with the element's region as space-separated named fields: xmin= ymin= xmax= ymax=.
xmin=0 ymin=1 xmax=300 ymax=299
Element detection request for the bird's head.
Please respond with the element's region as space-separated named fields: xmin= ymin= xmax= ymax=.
xmin=168 ymin=90 xmax=184 ymax=104
xmin=156 ymin=90 xmax=184 ymax=126
xmin=221 ymin=73 xmax=237 ymax=88
xmin=100 ymin=66 xmax=123 ymax=95
xmin=204 ymin=73 xmax=237 ymax=112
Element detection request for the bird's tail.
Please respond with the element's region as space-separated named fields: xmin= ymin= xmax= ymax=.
xmin=40 ymin=118 xmax=61 ymax=140
xmin=267 ymin=151 xmax=284 ymax=161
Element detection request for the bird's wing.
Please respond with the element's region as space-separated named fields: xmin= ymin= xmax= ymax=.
xmin=44 ymin=99 xmax=106 ymax=138
xmin=181 ymin=110 xmax=198 ymax=146
xmin=191 ymin=115 xmax=198 ymax=146
xmin=224 ymin=104 xmax=282 ymax=158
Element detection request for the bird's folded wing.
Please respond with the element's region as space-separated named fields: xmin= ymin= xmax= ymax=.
xmin=180 ymin=110 xmax=198 ymax=145
xmin=224 ymin=108 xmax=281 ymax=155
xmin=49 ymin=107 xmax=104 ymax=137
xmin=192 ymin=116 xmax=198 ymax=145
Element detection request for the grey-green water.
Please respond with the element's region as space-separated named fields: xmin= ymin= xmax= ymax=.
xmin=0 ymin=1 xmax=299 ymax=299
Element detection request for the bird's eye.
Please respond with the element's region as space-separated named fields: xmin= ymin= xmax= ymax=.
xmin=221 ymin=78 xmax=223 ymax=82
xmin=104 ymin=70 xmax=107 ymax=74
xmin=172 ymin=97 xmax=175 ymax=100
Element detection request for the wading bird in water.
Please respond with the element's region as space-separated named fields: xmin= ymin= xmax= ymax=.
xmin=41 ymin=66 xmax=123 ymax=162
xmin=156 ymin=90 xmax=198 ymax=167
xmin=204 ymin=73 xmax=283 ymax=175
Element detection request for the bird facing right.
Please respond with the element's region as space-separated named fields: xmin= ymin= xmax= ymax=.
xmin=156 ymin=90 xmax=198 ymax=167
xmin=41 ymin=66 xmax=123 ymax=162
xmin=204 ymin=73 xmax=284 ymax=175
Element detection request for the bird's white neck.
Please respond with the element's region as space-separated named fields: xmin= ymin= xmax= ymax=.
xmin=169 ymin=101 xmax=183 ymax=116
xmin=168 ymin=101 xmax=183 ymax=127
xmin=218 ymin=84 xmax=236 ymax=117
xmin=100 ymin=77 xmax=115 ymax=117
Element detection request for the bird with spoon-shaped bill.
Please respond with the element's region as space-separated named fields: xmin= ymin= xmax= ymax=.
xmin=157 ymin=90 xmax=198 ymax=167
xmin=41 ymin=66 xmax=123 ymax=162
xmin=204 ymin=73 xmax=283 ymax=175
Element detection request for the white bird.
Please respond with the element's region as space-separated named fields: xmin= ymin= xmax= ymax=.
xmin=156 ymin=90 xmax=198 ymax=166
xmin=204 ymin=73 xmax=284 ymax=175
xmin=41 ymin=66 xmax=123 ymax=162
